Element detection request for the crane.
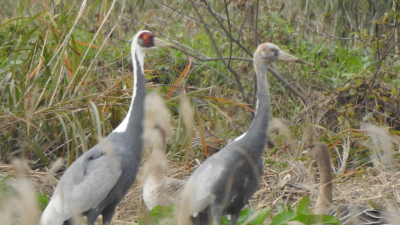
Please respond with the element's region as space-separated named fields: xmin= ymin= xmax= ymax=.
xmin=306 ymin=142 xmax=399 ymax=224
xmin=39 ymin=30 xmax=172 ymax=225
xmin=179 ymin=43 xmax=305 ymax=225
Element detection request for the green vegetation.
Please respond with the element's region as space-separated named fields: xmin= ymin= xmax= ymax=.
xmin=1 ymin=0 xmax=399 ymax=224
xmin=137 ymin=197 xmax=339 ymax=225
xmin=270 ymin=197 xmax=339 ymax=225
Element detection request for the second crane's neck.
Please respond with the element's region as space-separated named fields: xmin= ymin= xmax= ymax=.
xmin=235 ymin=57 xmax=270 ymax=154
xmin=314 ymin=150 xmax=333 ymax=214
xmin=112 ymin=47 xmax=146 ymax=143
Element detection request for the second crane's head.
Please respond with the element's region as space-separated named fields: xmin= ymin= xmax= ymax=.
xmin=133 ymin=30 xmax=172 ymax=52
xmin=306 ymin=142 xmax=330 ymax=162
xmin=254 ymin=43 xmax=305 ymax=65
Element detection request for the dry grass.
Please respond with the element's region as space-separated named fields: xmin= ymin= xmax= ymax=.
xmin=1 ymin=1 xmax=399 ymax=224
xmin=1 ymin=89 xmax=399 ymax=224
xmin=256 ymin=158 xmax=400 ymax=212
xmin=1 ymin=145 xmax=400 ymax=224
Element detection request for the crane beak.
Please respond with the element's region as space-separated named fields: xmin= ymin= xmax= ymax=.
xmin=301 ymin=145 xmax=313 ymax=154
xmin=278 ymin=51 xmax=307 ymax=64
xmin=153 ymin=38 xmax=173 ymax=48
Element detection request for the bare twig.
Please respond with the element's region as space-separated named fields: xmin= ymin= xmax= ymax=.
xmin=172 ymin=46 xmax=252 ymax=62
xmin=147 ymin=1 xmax=307 ymax=104
xmin=152 ymin=0 xmax=228 ymax=38
xmin=238 ymin=7 xmax=249 ymax=41
xmin=189 ymin=61 xmax=235 ymax=83
xmin=223 ymin=0 xmax=233 ymax=67
xmin=154 ymin=0 xmax=251 ymax=37
xmin=196 ymin=1 xmax=254 ymax=57
xmin=189 ymin=0 xmax=251 ymax=104
xmin=196 ymin=2 xmax=252 ymax=38
xmin=362 ymin=43 xmax=398 ymax=105
xmin=174 ymin=44 xmax=307 ymax=103
xmin=267 ymin=67 xmax=307 ymax=103
xmin=254 ymin=0 xmax=259 ymax=47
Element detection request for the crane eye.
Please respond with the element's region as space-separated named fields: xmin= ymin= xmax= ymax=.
xmin=267 ymin=48 xmax=274 ymax=53
xmin=139 ymin=32 xmax=154 ymax=47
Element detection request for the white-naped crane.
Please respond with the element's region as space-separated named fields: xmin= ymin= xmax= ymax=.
xmin=179 ymin=43 xmax=305 ymax=225
xmin=307 ymin=142 xmax=399 ymax=225
xmin=39 ymin=30 xmax=172 ymax=225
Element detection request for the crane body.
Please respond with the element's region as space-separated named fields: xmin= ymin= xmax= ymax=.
xmin=40 ymin=31 xmax=171 ymax=225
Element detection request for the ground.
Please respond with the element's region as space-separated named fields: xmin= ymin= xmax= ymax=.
xmin=1 ymin=151 xmax=399 ymax=224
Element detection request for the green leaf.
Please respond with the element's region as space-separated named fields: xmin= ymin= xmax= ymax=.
xmin=320 ymin=215 xmax=340 ymax=225
xmin=37 ymin=192 xmax=49 ymax=211
xmin=252 ymin=206 xmax=271 ymax=224
xmin=337 ymin=83 xmax=350 ymax=92
xmin=237 ymin=208 xmax=254 ymax=224
xmin=149 ymin=205 xmax=174 ymax=217
xmin=354 ymin=77 xmax=364 ymax=87
xmin=138 ymin=205 xmax=175 ymax=225
xmin=271 ymin=209 xmax=297 ymax=225
xmin=220 ymin=216 xmax=231 ymax=225
xmin=290 ymin=214 xmax=340 ymax=225
xmin=296 ymin=196 xmax=311 ymax=215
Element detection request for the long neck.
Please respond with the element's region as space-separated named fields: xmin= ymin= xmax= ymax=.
xmin=112 ymin=47 xmax=146 ymax=142
xmin=239 ymin=57 xmax=271 ymax=154
xmin=314 ymin=150 xmax=333 ymax=214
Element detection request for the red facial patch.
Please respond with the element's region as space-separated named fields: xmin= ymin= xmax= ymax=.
xmin=139 ymin=32 xmax=153 ymax=46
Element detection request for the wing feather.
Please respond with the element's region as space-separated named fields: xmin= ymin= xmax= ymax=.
xmin=326 ymin=204 xmax=400 ymax=224
xmin=183 ymin=153 xmax=226 ymax=216
xmin=50 ymin=145 xmax=122 ymax=219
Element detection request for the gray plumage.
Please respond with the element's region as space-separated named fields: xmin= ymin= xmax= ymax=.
xmin=143 ymin=171 xmax=186 ymax=211
xmin=307 ymin=142 xmax=399 ymax=225
xmin=39 ymin=30 xmax=171 ymax=225
xmin=179 ymin=43 xmax=304 ymax=225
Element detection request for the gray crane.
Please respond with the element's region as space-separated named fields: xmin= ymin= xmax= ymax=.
xmin=39 ymin=30 xmax=171 ymax=225
xmin=179 ymin=43 xmax=305 ymax=225
xmin=307 ymin=142 xmax=399 ymax=224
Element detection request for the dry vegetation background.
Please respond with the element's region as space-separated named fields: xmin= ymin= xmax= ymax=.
xmin=0 ymin=0 xmax=400 ymax=224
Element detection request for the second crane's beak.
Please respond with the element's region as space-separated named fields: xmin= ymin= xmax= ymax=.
xmin=153 ymin=38 xmax=173 ymax=48
xmin=302 ymin=144 xmax=313 ymax=154
xmin=278 ymin=50 xmax=307 ymax=64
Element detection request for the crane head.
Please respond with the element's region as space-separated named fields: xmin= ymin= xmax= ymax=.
xmin=305 ymin=142 xmax=329 ymax=162
xmin=257 ymin=43 xmax=307 ymax=64
xmin=135 ymin=30 xmax=172 ymax=50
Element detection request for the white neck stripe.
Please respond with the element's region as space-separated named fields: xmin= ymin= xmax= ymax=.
xmin=113 ymin=46 xmax=143 ymax=133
